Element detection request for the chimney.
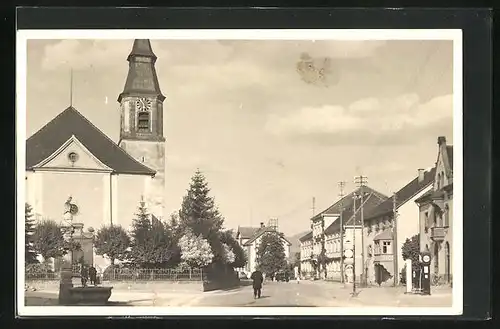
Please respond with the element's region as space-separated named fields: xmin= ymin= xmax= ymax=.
xmin=437 ymin=136 xmax=446 ymax=146
xmin=260 ymin=222 xmax=265 ymax=228
xmin=418 ymin=169 xmax=425 ymax=183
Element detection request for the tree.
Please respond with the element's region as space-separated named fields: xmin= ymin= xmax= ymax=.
xmin=401 ymin=234 xmax=420 ymax=270
xmin=401 ymin=233 xmax=420 ymax=284
xmin=94 ymin=225 xmax=131 ymax=266
xmin=25 ymin=203 xmax=38 ymax=264
xmin=220 ymin=229 xmax=247 ymax=268
xmin=178 ymin=170 xmax=225 ymax=262
xmin=32 ymin=220 xmax=69 ymax=261
xmin=128 ymin=199 xmax=178 ymax=268
xmin=178 ymin=229 xmax=214 ymax=268
xmin=256 ymin=231 xmax=287 ymax=276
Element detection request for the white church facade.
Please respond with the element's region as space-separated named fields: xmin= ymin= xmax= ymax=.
xmin=25 ymin=39 xmax=167 ymax=269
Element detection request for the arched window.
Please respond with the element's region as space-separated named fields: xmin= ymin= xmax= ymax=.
xmin=137 ymin=112 xmax=150 ymax=132
xmin=437 ymin=173 xmax=441 ymax=189
xmin=440 ymin=171 xmax=445 ymax=188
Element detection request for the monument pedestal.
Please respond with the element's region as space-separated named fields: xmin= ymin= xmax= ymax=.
xmin=58 ymin=253 xmax=74 ymax=305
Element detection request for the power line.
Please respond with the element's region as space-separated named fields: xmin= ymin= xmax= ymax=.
xmin=338 ymin=181 xmax=347 ymax=284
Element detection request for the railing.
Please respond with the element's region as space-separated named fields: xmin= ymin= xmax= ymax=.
xmin=25 ymin=267 xmax=204 ymax=282
xmin=430 ymin=226 xmax=446 ymax=241
xmin=373 ymin=253 xmax=393 ymax=262
xmin=104 ymin=268 xmax=203 ymax=282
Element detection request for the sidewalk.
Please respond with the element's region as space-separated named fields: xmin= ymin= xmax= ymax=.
xmin=24 ymin=289 xmax=206 ymax=307
xmin=325 ymin=284 xmax=452 ymax=307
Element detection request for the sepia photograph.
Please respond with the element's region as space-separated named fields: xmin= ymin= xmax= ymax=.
xmin=16 ymin=29 xmax=462 ymax=316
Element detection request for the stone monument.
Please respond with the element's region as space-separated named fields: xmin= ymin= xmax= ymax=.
xmin=58 ymin=197 xmax=113 ymax=305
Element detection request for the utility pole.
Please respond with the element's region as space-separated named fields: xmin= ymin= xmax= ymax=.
xmin=338 ymin=181 xmax=346 ymax=283
xmin=355 ymin=175 xmax=368 ymax=286
xmin=352 ymin=193 xmax=358 ymax=295
xmin=392 ymin=193 xmax=399 ymax=286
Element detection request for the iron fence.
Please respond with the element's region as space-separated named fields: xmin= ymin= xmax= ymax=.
xmin=104 ymin=268 xmax=203 ymax=282
xmin=25 ymin=267 xmax=204 ymax=282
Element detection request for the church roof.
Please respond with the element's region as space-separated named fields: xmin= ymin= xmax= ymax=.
xmin=26 ymin=107 xmax=156 ymax=176
xmin=118 ymin=39 xmax=165 ymax=102
xmin=128 ymin=39 xmax=157 ymax=61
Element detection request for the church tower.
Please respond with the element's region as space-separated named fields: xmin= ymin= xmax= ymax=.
xmin=118 ymin=39 xmax=165 ymax=219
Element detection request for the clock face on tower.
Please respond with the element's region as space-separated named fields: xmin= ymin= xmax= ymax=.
xmin=136 ymin=98 xmax=152 ymax=111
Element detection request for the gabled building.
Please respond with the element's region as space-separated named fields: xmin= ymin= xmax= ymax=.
xmin=236 ymin=222 xmax=292 ymax=275
xmin=415 ymin=136 xmax=453 ymax=285
xmin=299 ymin=186 xmax=388 ymax=281
xmin=363 ymin=167 xmax=436 ymax=286
xmin=25 ymin=39 xmax=167 ymax=269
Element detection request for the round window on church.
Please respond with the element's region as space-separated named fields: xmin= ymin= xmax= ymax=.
xmin=68 ymin=152 xmax=79 ymax=164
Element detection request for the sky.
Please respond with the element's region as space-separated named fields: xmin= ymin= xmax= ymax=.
xmin=25 ymin=38 xmax=454 ymax=236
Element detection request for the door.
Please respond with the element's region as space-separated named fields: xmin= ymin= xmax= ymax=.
xmin=444 ymin=242 xmax=450 ymax=283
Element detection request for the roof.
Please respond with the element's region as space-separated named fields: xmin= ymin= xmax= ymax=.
xmin=128 ymin=39 xmax=157 ymax=61
xmin=243 ymin=226 xmax=292 ymax=246
xmin=373 ymin=229 xmax=393 ymax=241
xmin=299 ymin=231 xmax=313 ymax=242
xmin=26 ymin=107 xmax=156 ymax=176
xmin=364 ymin=167 xmax=436 ymax=221
xmin=311 ymin=185 xmax=387 ymax=223
xmin=237 ymin=226 xmax=259 ymax=239
xmin=118 ymin=39 xmax=165 ymax=102
xmin=324 ymin=190 xmax=388 ymax=235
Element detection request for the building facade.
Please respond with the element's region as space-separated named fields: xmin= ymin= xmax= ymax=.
xmin=236 ymin=222 xmax=291 ymax=275
xmin=415 ymin=136 xmax=453 ymax=285
xmin=299 ymin=186 xmax=387 ymax=282
xmin=363 ymin=167 xmax=436 ymax=286
xmin=25 ymin=39 xmax=167 ymax=269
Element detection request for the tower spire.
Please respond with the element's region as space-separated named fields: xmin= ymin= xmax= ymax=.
xmin=118 ymin=39 xmax=164 ymax=103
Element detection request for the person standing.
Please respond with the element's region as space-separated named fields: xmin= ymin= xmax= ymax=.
xmin=88 ymin=265 xmax=97 ymax=286
xmin=80 ymin=264 xmax=89 ymax=287
xmin=250 ymin=268 xmax=264 ymax=299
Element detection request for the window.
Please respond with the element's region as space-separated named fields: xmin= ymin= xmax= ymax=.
xmin=374 ymin=241 xmax=380 ymax=254
xmin=444 ymin=204 xmax=450 ymax=227
xmin=424 ymin=211 xmax=429 ymax=233
xmin=367 ymin=244 xmax=373 ymax=257
xmin=382 ymin=241 xmax=391 ymax=254
xmin=440 ymin=171 xmax=445 ymax=188
xmin=137 ymin=112 xmax=150 ymax=132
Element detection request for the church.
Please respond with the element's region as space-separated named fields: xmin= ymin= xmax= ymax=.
xmin=25 ymin=39 xmax=167 ymax=268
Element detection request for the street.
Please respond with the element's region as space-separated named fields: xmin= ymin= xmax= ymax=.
xmin=187 ymin=281 xmax=453 ymax=307
xmin=24 ymin=280 xmax=452 ymax=308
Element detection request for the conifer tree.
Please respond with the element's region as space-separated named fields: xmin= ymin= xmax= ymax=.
xmin=25 ymin=203 xmax=38 ymax=264
xmin=256 ymin=231 xmax=287 ymax=276
xmin=179 ymin=170 xmax=225 ymax=262
xmin=128 ymin=198 xmax=178 ymax=268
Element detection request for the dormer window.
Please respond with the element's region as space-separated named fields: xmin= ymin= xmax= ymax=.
xmin=137 ymin=112 xmax=150 ymax=132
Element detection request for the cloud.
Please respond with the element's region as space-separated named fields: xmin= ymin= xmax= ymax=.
xmin=265 ymin=93 xmax=453 ymax=145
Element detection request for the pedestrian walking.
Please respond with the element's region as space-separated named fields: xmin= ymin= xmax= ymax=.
xmin=250 ymin=268 xmax=264 ymax=299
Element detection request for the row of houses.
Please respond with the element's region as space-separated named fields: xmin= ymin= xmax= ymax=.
xmin=299 ymin=136 xmax=454 ymax=286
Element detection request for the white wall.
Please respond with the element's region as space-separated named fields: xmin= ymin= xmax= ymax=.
xmin=395 ymin=185 xmax=432 ymax=280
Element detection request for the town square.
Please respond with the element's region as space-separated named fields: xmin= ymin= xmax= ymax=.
xmin=19 ymin=31 xmax=458 ymax=314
